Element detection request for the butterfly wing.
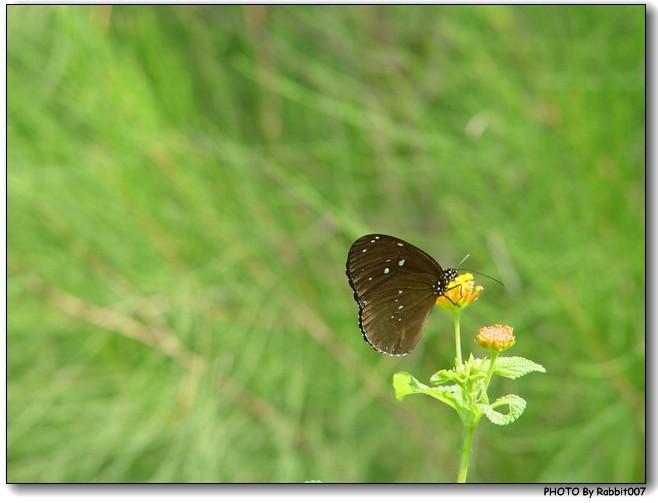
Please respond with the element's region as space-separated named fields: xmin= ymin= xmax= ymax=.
xmin=346 ymin=234 xmax=446 ymax=355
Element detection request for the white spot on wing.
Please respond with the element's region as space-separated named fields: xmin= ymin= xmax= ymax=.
xmin=384 ymin=268 xmax=390 ymax=274
xmin=397 ymin=243 xmax=404 ymax=247
xmin=398 ymin=305 xmax=403 ymax=310
xmin=398 ymin=259 xmax=405 ymax=266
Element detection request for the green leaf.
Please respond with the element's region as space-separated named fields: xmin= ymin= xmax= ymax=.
xmin=392 ymin=372 xmax=462 ymax=411
xmin=430 ymin=368 xmax=459 ymax=385
xmin=477 ymin=394 xmax=526 ymax=425
xmin=493 ymin=356 xmax=546 ymax=380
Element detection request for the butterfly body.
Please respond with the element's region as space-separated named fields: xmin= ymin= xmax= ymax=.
xmin=345 ymin=234 xmax=457 ymax=356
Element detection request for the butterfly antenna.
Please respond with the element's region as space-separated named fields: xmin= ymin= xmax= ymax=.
xmin=457 ymin=268 xmax=505 ymax=287
xmin=457 ymin=254 xmax=470 ymax=267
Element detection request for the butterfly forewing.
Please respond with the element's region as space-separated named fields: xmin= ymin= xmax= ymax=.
xmin=346 ymin=234 xmax=453 ymax=355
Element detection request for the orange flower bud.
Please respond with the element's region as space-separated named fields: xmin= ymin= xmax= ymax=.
xmin=476 ymin=324 xmax=515 ymax=352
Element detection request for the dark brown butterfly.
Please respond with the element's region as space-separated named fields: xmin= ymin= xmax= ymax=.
xmin=346 ymin=234 xmax=457 ymax=356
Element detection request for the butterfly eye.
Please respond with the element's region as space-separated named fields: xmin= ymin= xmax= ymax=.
xmin=346 ymin=234 xmax=456 ymax=356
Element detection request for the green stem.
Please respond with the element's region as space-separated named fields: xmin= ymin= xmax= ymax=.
xmin=484 ymin=350 xmax=499 ymax=393
xmin=453 ymin=310 xmax=462 ymax=365
xmin=457 ymin=419 xmax=477 ymax=483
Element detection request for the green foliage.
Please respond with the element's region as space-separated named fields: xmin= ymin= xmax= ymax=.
xmin=431 ymin=355 xmax=489 ymax=386
xmin=394 ymin=353 xmax=541 ymax=425
xmin=7 ymin=5 xmax=644 ymax=482
xmin=477 ymin=395 xmax=527 ymax=426
xmin=393 ymin=371 xmax=463 ymax=411
xmin=494 ymin=356 xmax=547 ymax=380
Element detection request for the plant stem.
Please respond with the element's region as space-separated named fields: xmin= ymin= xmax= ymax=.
xmin=453 ymin=310 xmax=462 ymax=365
xmin=457 ymin=419 xmax=476 ymax=483
xmin=484 ymin=350 xmax=499 ymax=393
xmin=457 ymin=352 xmax=500 ymax=482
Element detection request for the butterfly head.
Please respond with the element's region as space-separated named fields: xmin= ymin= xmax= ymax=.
xmin=433 ymin=267 xmax=458 ymax=296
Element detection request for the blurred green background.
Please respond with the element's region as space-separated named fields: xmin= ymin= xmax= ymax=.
xmin=7 ymin=5 xmax=645 ymax=483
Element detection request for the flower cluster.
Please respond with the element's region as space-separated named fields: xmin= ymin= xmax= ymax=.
xmin=435 ymin=273 xmax=483 ymax=312
xmin=476 ymin=324 xmax=515 ymax=352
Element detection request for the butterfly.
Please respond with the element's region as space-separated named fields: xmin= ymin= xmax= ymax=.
xmin=346 ymin=234 xmax=457 ymax=356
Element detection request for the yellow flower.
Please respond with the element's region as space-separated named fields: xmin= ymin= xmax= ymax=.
xmin=476 ymin=324 xmax=515 ymax=352
xmin=436 ymin=273 xmax=483 ymax=312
